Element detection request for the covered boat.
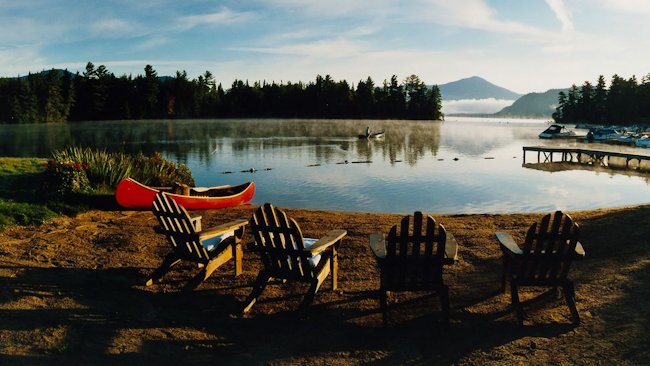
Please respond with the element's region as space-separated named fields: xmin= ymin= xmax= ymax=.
xmin=539 ymin=124 xmax=576 ymax=139
xmin=115 ymin=178 xmax=255 ymax=210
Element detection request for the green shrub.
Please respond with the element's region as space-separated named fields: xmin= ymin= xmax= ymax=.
xmin=131 ymin=152 xmax=195 ymax=187
xmin=50 ymin=147 xmax=194 ymax=189
xmin=43 ymin=159 xmax=91 ymax=195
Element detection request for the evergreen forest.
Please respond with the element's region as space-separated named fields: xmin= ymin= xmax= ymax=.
xmin=553 ymin=74 xmax=650 ymax=125
xmin=0 ymin=63 xmax=443 ymax=124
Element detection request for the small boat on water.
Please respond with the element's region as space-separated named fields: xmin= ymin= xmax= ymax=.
xmin=115 ymin=178 xmax=255 ymax=210
xmin=585 ymin=127 xmax=623 ymax=142
xmin=539 ymin=124 xmax=576 ymax=139
xmin=358 ymin=131 xmax=385 ymax=139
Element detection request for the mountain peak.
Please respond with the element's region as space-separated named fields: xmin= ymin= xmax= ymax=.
xmin=438 ymin=76 xmax=521 ymax=101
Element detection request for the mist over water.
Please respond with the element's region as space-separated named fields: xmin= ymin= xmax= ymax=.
xmin=1 ymin=118 xmax=649 ymax=213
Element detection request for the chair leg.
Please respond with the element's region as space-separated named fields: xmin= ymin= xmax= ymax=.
xmin=563 ymin=281 xmax=580 ymax=325
xmin=145 ymin=254 xmax=181 ymax=286
xmin=185 ymin=260 xmax=217 ymax=291
xmin=299 ymin=281 xmax=319 ymax=312
xmin=233 ymin=242 xmax=243 ymax=277
xmin=510 ymin=281 xmax=524 ymax=324
xmin=330 ymin=246 xmax=338 ymax=290
xmin=439 ymin=285 xmax=450 ymax=323
xmin=242 ymin=271 xmax=270 ymax=314
xmin=380 ymin=290 xmax=388 ymax=327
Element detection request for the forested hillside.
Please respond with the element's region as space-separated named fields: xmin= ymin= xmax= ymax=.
xmin=494 ymin=89 xmax=567 ymax=117
xmin=553 ymin=74 xmax=650 ymax=125
xmin=0 ymin=63 xmax=443 ymax=123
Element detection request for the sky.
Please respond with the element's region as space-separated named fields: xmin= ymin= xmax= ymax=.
xmin=1 ymin=0 xmax=649 ymax=95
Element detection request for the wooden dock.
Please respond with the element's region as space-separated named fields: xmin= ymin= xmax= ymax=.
xmin=522 ymin=146 xmax=650 ymax=170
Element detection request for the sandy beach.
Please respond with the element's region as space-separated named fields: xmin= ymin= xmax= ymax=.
xmin=0 ymin=204 xmax=648 ymax=365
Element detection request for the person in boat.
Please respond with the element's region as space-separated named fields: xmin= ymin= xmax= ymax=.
xmin=365 ymin=126 xmax=371 ymax=137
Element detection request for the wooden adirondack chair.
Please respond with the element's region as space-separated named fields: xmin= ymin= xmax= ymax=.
xmin=242 ymin=203 xmax=347 ymax=314
xmin=147 ymin=191 xmax=247 ymax=290
xmin=369 ymin=212 xmax=458 ymax=326
xmin=496 ymin=211 xmax=585 ymax=324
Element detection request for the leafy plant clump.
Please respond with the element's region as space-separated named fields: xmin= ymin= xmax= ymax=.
xmin=49 ymin=147 xmax=195 ymax=194
xmin=43 ymin=159 xmax=92 ymax=195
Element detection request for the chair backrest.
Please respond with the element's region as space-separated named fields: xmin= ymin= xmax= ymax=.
xmin=249 ymin=203 xmax=315 ymax=281
xmin=152 ymin=192 xmax=210 ymax=263
xmin=514 ymin=211 xmax=580 ymax=284
xmin=382 ymin=212 xmax=447 ymax=290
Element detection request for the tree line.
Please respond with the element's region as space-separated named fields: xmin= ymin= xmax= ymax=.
xmin=0 ymin=63 xmax=443 ymax=124
xmin=553 ymin=73 xmax=650 ymax=125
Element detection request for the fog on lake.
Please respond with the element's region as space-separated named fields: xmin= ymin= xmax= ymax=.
xmin=1 ymin=117 xmax=649 ymax=213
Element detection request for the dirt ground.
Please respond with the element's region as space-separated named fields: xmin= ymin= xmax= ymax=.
xmin=0 ymin=203 xmax=649 ymax=365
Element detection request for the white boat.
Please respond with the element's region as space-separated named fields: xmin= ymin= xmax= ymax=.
xmin=539 ymin=124 xmax=576 ymax=139
xmin=586 ymin=128 xmax=622 ymax=142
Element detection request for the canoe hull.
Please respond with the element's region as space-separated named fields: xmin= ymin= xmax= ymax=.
xmin=115 ymin=178 xmax=255 ymax=210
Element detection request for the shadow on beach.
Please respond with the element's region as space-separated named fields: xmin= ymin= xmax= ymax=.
xmin=0 ymin=204 xmax=648 ymax=364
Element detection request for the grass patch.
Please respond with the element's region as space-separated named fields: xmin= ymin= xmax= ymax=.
xmin=0 ymin=200 xmax=58 ymax=226
xmin=0 ymin=157 xmax=117 ymax=229
xmin=0 ymin=151 xmax=194 ymax=229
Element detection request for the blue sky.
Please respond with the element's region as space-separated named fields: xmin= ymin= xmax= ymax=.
xmin=1 ymin=0 xmax=649 ymax=94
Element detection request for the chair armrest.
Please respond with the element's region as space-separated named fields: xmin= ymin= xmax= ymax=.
xmin=199 ymin=219 xmax=248 ymax=240
xmin=369 ymin=232 xmax=386 ymax=258
xmin=445 ymin=232 xmax=459 ymax=262
xmin=496 ymin=232 xmax=523 ymax=255
xmin=574 ymin=241 xmax=586 ymax=259
xmin=191 ymin=216 xmax=202 ymax=232
xmin=307 ymin=229 xmax=347 ymax=255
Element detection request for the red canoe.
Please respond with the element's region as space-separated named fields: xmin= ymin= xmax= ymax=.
xmin=115 ymin=178 xmax=255 ymax=210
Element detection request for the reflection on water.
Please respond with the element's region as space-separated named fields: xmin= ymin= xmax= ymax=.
xmin=1 ymin=118 xmax=649 ymax=213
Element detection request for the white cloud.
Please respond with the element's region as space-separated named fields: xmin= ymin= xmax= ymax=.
xmin=135 ymin=36 xmax=169 ymax=50
xmin=231 ymin=38 xmax=368 ymax=58
xmin=263 ymin=0 xmax=394 ymax=17
xmin=91 ymin=18 xmax=139 ymax=37
xmin=0 ymin=45 xmax=48 ymax=76
xmin=178 ymin=7 xmax=257 ymax=29
xmin=598 ymin=0 xmax=650 ymax=14
xmin=545 ymin=0 xmax=574 ymax=32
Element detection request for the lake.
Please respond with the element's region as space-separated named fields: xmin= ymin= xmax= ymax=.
xmin=1 ymin=117 xmax=649 ymax=213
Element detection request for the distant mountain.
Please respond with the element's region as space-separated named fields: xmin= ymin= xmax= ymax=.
xmin=438 ymin=76 xmax=522 ymax=100
xmin=493 ymin=88 xmax=567 ymax=118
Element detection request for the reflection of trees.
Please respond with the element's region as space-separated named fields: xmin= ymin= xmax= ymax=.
xmin=0 ymin=119 xmax=445 ymax=166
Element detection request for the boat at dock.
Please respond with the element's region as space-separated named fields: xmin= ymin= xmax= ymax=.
xmin=538 ymin=124 xmax=576 ymax=139
xmin=115 ymin=178 xmax=255 ymax=210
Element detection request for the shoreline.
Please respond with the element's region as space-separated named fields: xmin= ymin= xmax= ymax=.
xmin=0 ymin=203 xmax=649 ymax=364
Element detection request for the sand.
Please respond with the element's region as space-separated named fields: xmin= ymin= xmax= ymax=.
xmin=0 ymin=204 xmax=649 ymax=365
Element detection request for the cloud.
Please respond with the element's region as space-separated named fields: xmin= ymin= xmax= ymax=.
xmin=231 ymin=38 xmax=368 ymax=58
xmin=0 ymin=45 xmax=48 ymax=76
xmin=178 ymin=7 xmax=257 ymax=29
xmin=135 ymin=36 xmax=169 ymax=50
xmin=263 ymin=0 xmax=393 ymax=17
xmin=598 ymin=0 xmax=650 ymax=14
xmin=91 ymin=18 xmax=139 ymax=37
xmin=545 ymin=0 xmax=574 ymax=32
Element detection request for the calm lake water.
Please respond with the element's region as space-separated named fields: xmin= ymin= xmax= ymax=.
xmin=1 ymin=117 xmax=649 ymax=213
